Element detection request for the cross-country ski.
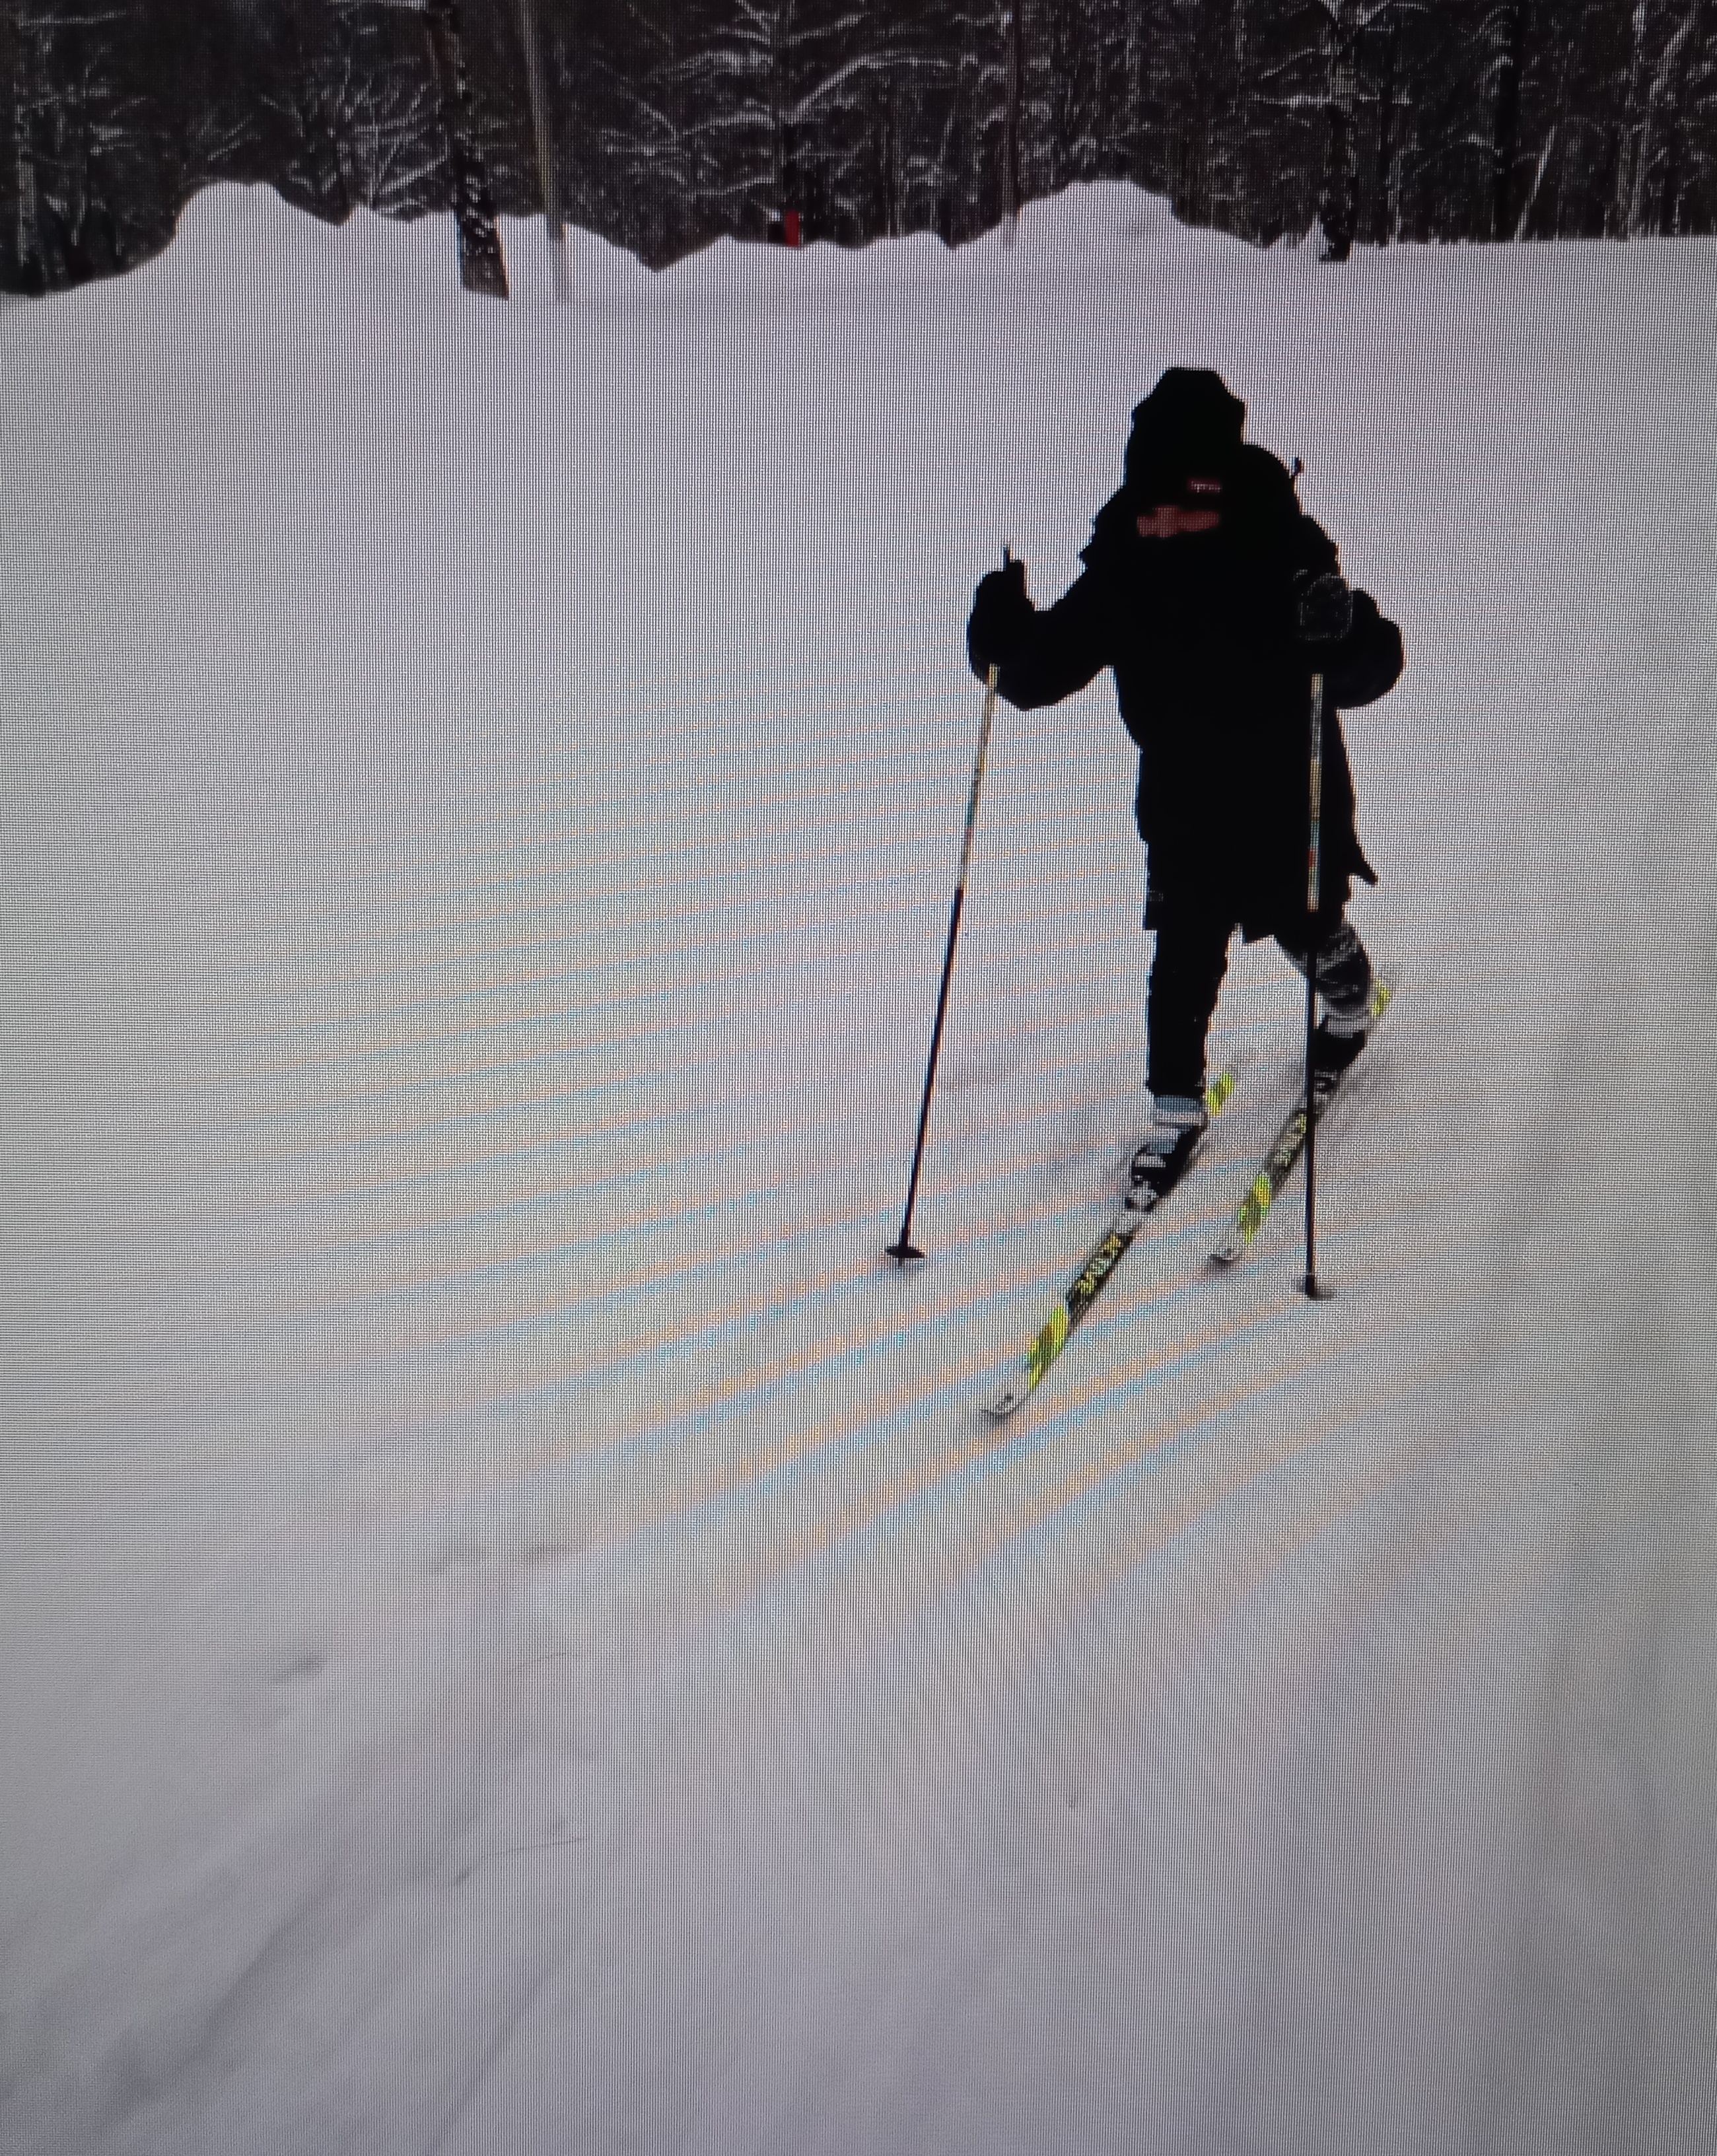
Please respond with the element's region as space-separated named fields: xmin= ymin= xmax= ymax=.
xmin=1210 ymin=976 xmax=1395 ymax=1269
xmin=983 ymin=1067 xmax=1238 ymax=1420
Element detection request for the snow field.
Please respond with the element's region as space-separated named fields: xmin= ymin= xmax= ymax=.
xmin=2 ymin=182 xmax=1716 ymax=2153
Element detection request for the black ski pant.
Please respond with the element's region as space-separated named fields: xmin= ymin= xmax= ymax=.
xmin=1146 ymin=905 xmax=1373 ymax=1099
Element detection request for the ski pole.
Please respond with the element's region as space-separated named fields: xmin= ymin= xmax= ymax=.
xmin=1302 ymin=670 xmax=1333 ymax=1301
xmin=886 ymin=654 xmax=1003 ymax=1265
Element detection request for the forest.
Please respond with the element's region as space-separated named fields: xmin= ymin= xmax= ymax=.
xmin=3 ymin=0 xmax=1714 ymax=295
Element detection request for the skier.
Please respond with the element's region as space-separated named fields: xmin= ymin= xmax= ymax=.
xmin=965 ymin=367 xmax=1404 ymax=1198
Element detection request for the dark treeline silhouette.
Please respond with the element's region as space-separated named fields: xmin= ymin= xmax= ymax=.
xmin=3 ymin=0 xmax=1714 ymax=295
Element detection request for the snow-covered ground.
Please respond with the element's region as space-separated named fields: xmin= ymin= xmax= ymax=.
xmin=3 ymin=182 xmax=1716 ymax=2155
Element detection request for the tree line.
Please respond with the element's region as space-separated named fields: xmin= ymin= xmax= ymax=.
xmin=3 ymin=0 xmax=1714 ymax=295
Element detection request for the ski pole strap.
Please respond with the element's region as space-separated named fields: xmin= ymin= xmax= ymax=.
xmin=1306 ymin=670 xmax=1325 ymax=914
xmin=955 ymin=666 xmax=1000 ymax=892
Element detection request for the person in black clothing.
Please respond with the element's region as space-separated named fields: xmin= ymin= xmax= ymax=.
xmin=965 ymin=366 xmax=1404 ymax=1188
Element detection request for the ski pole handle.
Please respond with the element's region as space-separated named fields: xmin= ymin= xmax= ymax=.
xmin=952 ymin=547 xmax=1013 ymax=889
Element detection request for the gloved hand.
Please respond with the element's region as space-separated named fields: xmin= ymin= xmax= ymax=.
xmin=967 ymin=552 xmax=1032 ymax=676
xmin=1294 ymin=568 xmax=1355 ymax=645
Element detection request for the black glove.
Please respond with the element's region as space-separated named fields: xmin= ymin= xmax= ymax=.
xmin=1321 ymin=591 xmax=1404 ymax=707
xmin=1294 ymin=568 xmax=1354 ymax=646
xmin=967 ymin=553 xmax=1032 ymax=677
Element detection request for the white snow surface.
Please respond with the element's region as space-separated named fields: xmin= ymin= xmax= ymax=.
xmin=3 ymin=181 xmax=1716 ymax=2155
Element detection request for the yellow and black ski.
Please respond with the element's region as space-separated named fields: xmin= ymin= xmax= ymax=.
xmin=1209 ymin=976 xmax=1394 ymax=1269
xmin=983 ymin=1068 xmax=1240 ymax=1420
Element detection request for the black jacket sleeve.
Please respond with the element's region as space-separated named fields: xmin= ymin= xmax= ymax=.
xmin=965 ymin=567 xmax=1113 ymax=711
xmin=1322 ymin=590 xmax=1404 ymax=709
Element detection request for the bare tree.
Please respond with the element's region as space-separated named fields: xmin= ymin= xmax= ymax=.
xmin=6 ymin=5 xmax=158 ymax=287
xmin=613 ymin=0 xmax=925 ymax=242
xmin=1617 ymin=0 xmax=1704 ymax=228
xmin=309 ymin=9 xmax=446 ymax=215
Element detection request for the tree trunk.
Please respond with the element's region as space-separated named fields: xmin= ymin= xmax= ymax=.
xmin=1123 ymin=0 xmax=1150 ymax=182
xmin=1230 ymin=0 xmax=1252 ymax=237
xmin=1490 ymin=2 xmax=1527 ymax=239
xmin=1002 ymin=0 xmax=1024 ymax=242
xmin=879 ymin=89 xmax=901 ymax=239
xmin=1317 ymin=0 xmax=1361 ymax=261
xmin=423 ymin=0 xmax=509 ymax=298
xmin=13 ymin=19 xmax=43 ymax=293
xmin=1611 ymin=0 xmax=1655 ymax=235
xmin=1370 ymin=19 xmax=1399 ymax=246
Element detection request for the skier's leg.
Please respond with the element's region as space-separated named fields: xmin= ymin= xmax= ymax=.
xmin=1277 ymin=915 xmax=1375 ymax=1067
xmin=1146 ymin=903 xmax=1234 ymax=1105
xmin=1130 ymin=904 xmax=1232 ymax=1195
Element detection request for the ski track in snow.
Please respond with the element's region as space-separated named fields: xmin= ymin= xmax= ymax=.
xmin=3 ymin=184 xmax=1716 ymax=2155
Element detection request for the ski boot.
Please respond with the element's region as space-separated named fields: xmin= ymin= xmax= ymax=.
xmin=1306 ymin=975 xmax=1381 ymax=1109
xmin=1127 ymin=1094 xmax=1209 ymax=1206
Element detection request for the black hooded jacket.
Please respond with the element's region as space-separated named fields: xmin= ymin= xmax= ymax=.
xmin=968 ymin=443 xmax=1403 ymax=938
